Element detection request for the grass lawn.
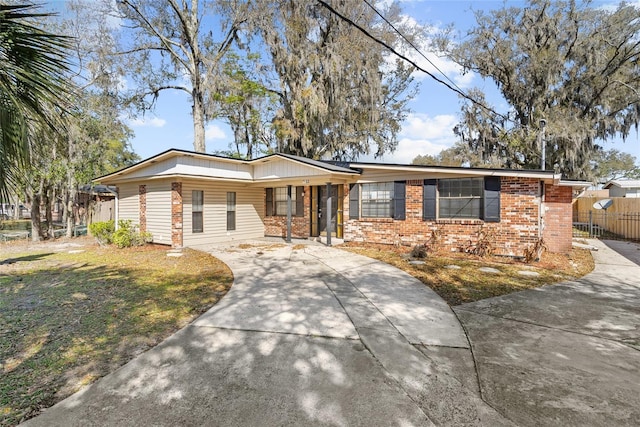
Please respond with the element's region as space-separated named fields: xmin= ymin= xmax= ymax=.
xmin=0 ymin=239 xmax=232 ymax=426
xmin=343 ymin=243 xmax=595 ymax=306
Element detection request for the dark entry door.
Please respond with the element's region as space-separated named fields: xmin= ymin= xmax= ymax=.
xmin=318 ymin=185 xmax=339 ymax=236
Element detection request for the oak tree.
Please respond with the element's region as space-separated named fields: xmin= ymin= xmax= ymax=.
xmin=252 ymin=0 xmax=417 ymax=160
xmin=444 ymin=0 xmax=640 ymax=179
xmin=112 ymin=0 xmax=249 ymax=152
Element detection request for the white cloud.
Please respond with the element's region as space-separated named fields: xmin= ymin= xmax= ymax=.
xmin=394 ymin=15 xmax=476 ymax=89
xmin=375 ymin=113 xmax=458 ymax=164
xmin=401 ymin=113 xmax=457 ymax=139
xmin=116 ymin=75 xmax=128 ymax=92
xmin=128 ymin=116 xmax=166 ymax=128
xmin=205 ymin=124 xmax=227 ymax=141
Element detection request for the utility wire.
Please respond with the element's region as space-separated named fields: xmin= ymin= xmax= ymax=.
xmin=362 ymin=0 xmax=466 ymax=96
xmin=316 ymin=0 xmax=508 ymax=121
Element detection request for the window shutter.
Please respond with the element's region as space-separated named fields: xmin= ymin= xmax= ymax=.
xmin=423 ymin=179 xmax=437 ymax=220
xmin=483 ymin=176 xmax=501 ymax=222
xmin=393 ymin=181 xmax=406 ymax=220
xmin=266 ymin=188 xmax=273 ymax=217
xmin=349 ymin=184 xmax=359 ymax=219
xmin=296 ymin=187 xmax=304 ymax=217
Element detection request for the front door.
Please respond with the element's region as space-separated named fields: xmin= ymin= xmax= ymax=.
xmin=311 ymin=185 xmax=343 ymax=238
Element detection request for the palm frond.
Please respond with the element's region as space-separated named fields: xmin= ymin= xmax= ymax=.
xmin=0 ymin=3 xmax=73 ymax=200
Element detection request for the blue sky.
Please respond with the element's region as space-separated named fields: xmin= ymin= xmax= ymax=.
xmin=53 ymin=0 xmax=640 ymax=165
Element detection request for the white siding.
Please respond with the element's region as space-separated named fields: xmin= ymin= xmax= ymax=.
xmin=182 ymin=181 xmax=265 ymax=247
xmin=118 ymin=184 xmax=139 ymax=224
xmin=123 ymin=157 xmax=178 ymax=180
xmin=253 ymin=158 xmax=326 ymax=180
xmin=121 ymin=156 xmax=252 ymax=181
xmin=145 ymin=181 xmax=172 ymax=245
xmin=175 ymin=156 xmax=252 ymax=180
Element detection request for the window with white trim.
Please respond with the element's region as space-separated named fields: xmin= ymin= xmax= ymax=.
xmin=192 ymin=190 xmax=203 ymax=233
xmin=361 ymin=182 xmax=394 ymax=218
xmin=226 ymin=192 xmax=236 ymax=231
xmin=274 ymin=187 xmax=296 ymax=216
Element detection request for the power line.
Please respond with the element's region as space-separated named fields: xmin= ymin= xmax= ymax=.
xmin=315 ymin=0 xmax=508 ymax=121
xmin=362 ymin=0 xmax=465 ymax=96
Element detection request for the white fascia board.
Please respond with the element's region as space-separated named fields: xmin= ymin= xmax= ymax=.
xmin=351 ymin=164 xmax=558 ymax=181
xmin=558 ymin=180 xmax=592 ymax=188
xmin=97 ymin=173 xmax=253 ymax=185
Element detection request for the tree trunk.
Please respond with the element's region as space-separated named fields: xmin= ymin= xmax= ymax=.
xmin=12 ymin=194 xmax=20 ymax=220
xmin=66 ymin=187 xmax=77 ymax=238
xmin=30 ymin=193 xmax=42 ymax=242
xmin=193 ymin=88 xmax=206 ymax=153
xmin=43 ymin=188 xmax=54 ymax=239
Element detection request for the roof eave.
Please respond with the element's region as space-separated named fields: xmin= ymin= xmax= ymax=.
xmin=558 ymin=180 xmax=592 ymax=188
xmin=350 ymin=163 xmax=558 ymax=180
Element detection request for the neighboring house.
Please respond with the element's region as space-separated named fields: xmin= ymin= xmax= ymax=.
xmin=603 ymin=179 xmax=640 ymax=198
xmin=96 ymin=149 xmax=588 ymax=256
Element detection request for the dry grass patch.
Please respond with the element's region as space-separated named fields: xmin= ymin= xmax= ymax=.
xmin=342 ymin=243 xmax=594 ymax=306
xmin=236 ymin=243 xmax=285 ymax=251
xmin=0 ymin=242 xmax=232 ymax=426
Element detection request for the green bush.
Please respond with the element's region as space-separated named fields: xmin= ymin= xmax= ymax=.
xmin=112 ymin=220 xmax=153 ymax=248
xmin=89 ymin=220 xmax=115 ymax=245
xmin=89 ymin=220 xmax=152 ymax=248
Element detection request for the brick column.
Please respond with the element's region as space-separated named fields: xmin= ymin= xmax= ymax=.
xmin=543 ymin=184 xmax=573 ymax=253
xmin=171 ymin=182 xmax=183 ymax=248
xmin=139 ymin=185 xmax=147 ymax=232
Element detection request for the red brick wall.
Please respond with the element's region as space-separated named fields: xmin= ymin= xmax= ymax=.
xmin=139 ymin=185 xmax=147 ymax=232
xmin=343 ymin=178 xmax=557 ymax=256
xmin=264 ymin=186 xmax=311 ymax=238
xmin=171 ymin=182 xmax=183 ymax=248
xmin=543 ymin=184 xmax=573 ymax=253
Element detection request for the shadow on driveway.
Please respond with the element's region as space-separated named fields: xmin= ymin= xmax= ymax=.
xmin=455 ymin=239 xmax=640 ymax=426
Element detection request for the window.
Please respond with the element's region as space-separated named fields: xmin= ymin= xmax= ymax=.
xmin=361 ymin=182 xmax=394 ymax=218
xmin=227 ymin=192 xmax=236 ymax=231
xmin=192 ymin=190 xmax=203 ymax=233
xmin=266 ymin=187 xmax=303 ymax=217
xmin=438 ymin=178 xmax=483 ymax=219
xmin=275 ymin=187 xmax=295 ymax=216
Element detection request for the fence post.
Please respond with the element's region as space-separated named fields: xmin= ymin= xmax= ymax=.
xmin=589 ymin=210 xmax=593 ymax=238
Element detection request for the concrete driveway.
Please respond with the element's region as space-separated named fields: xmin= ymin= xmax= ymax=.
xmin=23 ymin=240 xmax=507 ymax=426
xmin=22 ymin=239 xmax=640 ymax=426
xmin=455 ymin=239 xmax=640 ymax=426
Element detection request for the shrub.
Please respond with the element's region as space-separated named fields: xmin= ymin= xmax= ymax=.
xmin=410 ymin=229 xmax=441 ymax=259
xmin=524 ymin=238 xmax=546 ymax=263
xmin=410 ymin=244 xmax=428 ymax=259
xmin=112 ymin=220 xmax=153 ymax=248
xmin=89 ymin=220 xmax=152 ymax=248
xmin=89 ymin=220 xmax=115 ymax=245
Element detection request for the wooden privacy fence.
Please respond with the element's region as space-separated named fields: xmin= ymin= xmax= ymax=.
xmin=573 ymin=197 xmax=640 ymax=241
xmin=88 ymin=199 xmax=115 ymax=224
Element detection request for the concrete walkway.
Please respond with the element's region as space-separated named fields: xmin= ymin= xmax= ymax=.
xmin=455 ymin=239 xmax=640 ymax=426
xmin=23 ymin=240 xmax=507 ymax=426
xmin=24 ymin=239 xmax=638 ymax=426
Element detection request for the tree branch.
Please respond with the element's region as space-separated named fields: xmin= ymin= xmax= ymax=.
xmin=119 ymin=0 xmax=191 ymax=71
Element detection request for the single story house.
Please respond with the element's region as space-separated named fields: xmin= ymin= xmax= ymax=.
xmin=603 ymin=179 xmax=640 ymax=198
xmin=95 ymin=149 xmax=588 ymax=256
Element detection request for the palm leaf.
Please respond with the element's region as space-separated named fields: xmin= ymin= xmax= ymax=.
xmin=0 ymin=3 xmax=73 ymax=200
